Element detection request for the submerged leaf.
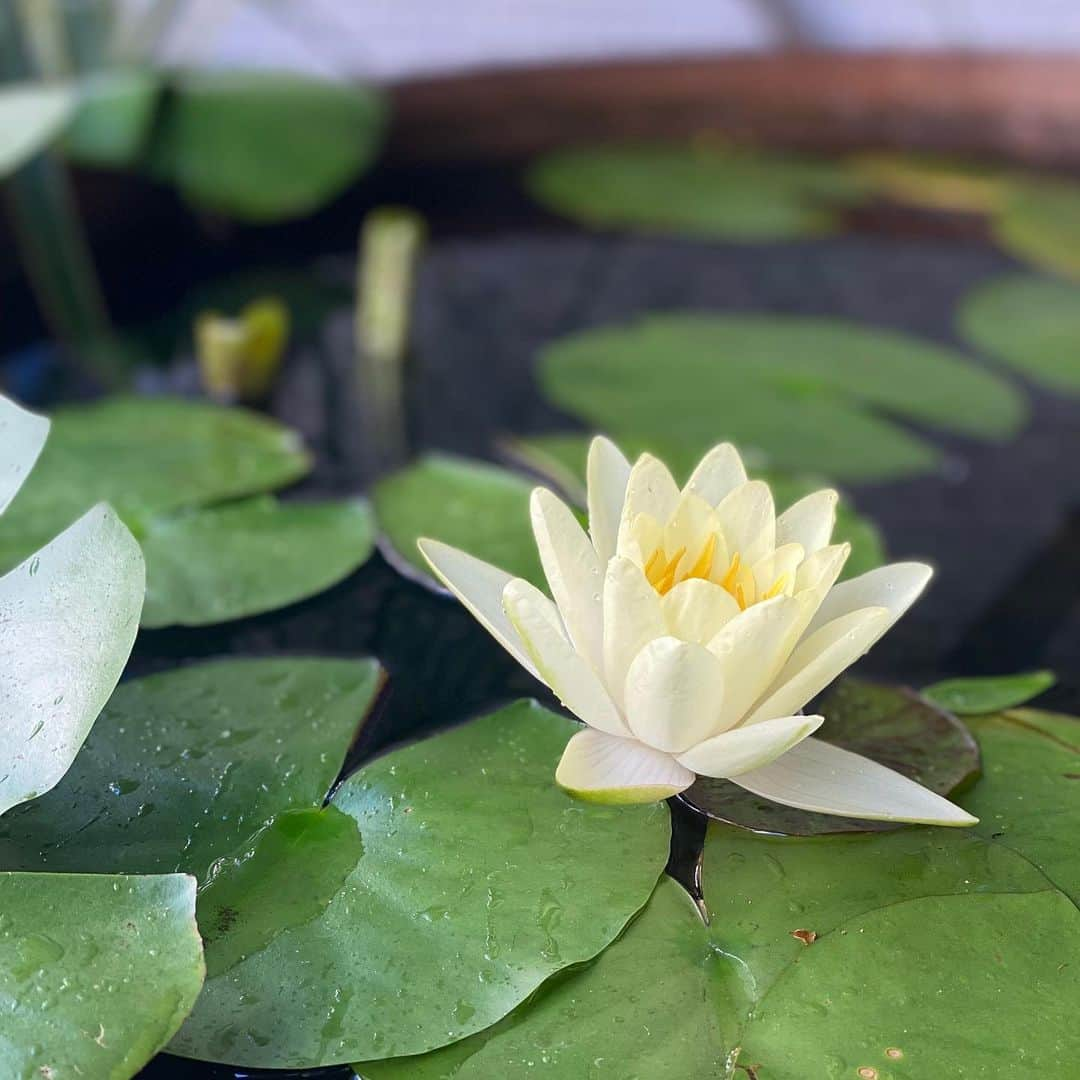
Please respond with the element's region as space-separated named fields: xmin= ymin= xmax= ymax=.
xmin=923 ymin=670 xmax=1056 ymax=714
xmin=539 ymin=314 xmax=1024 ymax=481
xmin=0 ymin=871 xmax=204 ymax=1076
xmin=170 ymin=701 xmax=670 ymax=1068
xmin=140 ymin=495 xmax=375 ymax=627
xmin=682 ymin=680 xmax=980 ymax=834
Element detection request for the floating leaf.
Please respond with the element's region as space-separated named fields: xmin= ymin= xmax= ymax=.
xmin=374 ymin=454 xmax=545 ymax=590
xmin=958 ymin=273 xmax=1080 ymax=393
xmin=0 ymin=82 xmax=74 ymax=177
xmin=0 ymin=394 xmax=49 ymax=515
xmin=0 ymin=871 xmax=204 ymax=1077
xmin=170 ymin=702 xmax=670 ymax=1068
xmin=0 ymin=504 xmax=144 ymax=817
xmin=539 ymin=314 xmax=1024 ymax=480
xmin=147 ymin=70 xmax=386 ymax=221
xmin=62 ymin=68 xmax=161 ymax=167
xmin=993 ymin=177 xmax=1080 ymax=280
xmin=0 ymin=396 xmax=311 ymax=570
xmin=140 ymin=496 xmax=375 ymax=628
xmin=502 ymin=432 xmax=886 ymax=578
xmin=682 ymin=679 xmax=980 ymax=835
xmin=0 ymin=657 xmax=383 ymax=880
xmin=527 ymin=144 xmax=867 ymax=239
xmin=923 ymin=670 xmax=1056 ymax=714
xmin=849 ymin=151 xmax=1011 ymax=213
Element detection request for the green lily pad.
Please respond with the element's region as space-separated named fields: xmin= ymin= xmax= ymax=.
xmin=682 ymin=679 xmax=980 ymax=835
xmin=501 ymin=432 xmax=886 ymax=578
xmin=539 ymin=314 xmax=1025 ymax=481
xmin=140 ymin=495 xmax=375 ymax=627
xmin=961 ymin=708 xmax=1080 ymax=904
xmin=170 ymin=701 xmax=670 ymax=1068
xmin=0 ymin=82 xmax=74 ymax=177
xmin=958 ymin=273 xmax=1080 ymax=393
xmin=0 ymin=396 xmax=311 ymax=571
xmin=993 ymin=178 xmax=1080 ymax=280
xmin=62 ymin=68 xmax=161 ymax=168
xmin=923 ymin=670 xmax=1056 ymax=714
xmin=147 ymin=70 xmax=386 ymax=222
xmin=0 ymin=871 xmax=204 ymax=1078
xmin=0 ymin=657 xmax=383 ymax=880
xmin=849 ymin=151 xmax=1012 ymax=213
xmin=527 ymin=144 xmax=867 ymax=239
xmin=374 ymin=454 xmax=546 ymax=590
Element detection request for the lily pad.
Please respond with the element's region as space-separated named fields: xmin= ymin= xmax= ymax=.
xmin=992 ymin=177 xmax=1080 ymax=280
xmin=0 ymin=657 xmax=383 ymax=880
xmin=539 ymin=314 xmax=1025 ymax=480
xmin=0 ymin=82 xmax=74 ymax=177
xmin=147 ymin=70 xmax=386 ymax=222
xmin=923 ymin=670 xmax=1056 ymax=714
xmin=170 ymin=701 xmax=670 ymax=1068
xmin=849 ymin=151 xmax=1012 ymax=213
xmin=527 ymin=144 xmax=867 ymax=239
xmin=0 ymin=871 xmax=204 ymax=1078
xmin=501 ymin=432 xmax=886 ymax=578
xmin=0 ymin=396 xmax=311 ymax=571
xmin=62 ymin=68 xmax=161 ymax=167
xmin=958 ymin=273 xmax=1080 ymax=393
xmin=140 ymin=495 xmax=375 ymax=627
xmin=682 ymin=679 xmax=980 ymax=835
xmin=374 ymin=454 xmax=545 ymax=590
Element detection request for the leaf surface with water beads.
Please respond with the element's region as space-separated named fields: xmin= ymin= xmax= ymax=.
xmin=170 ymin=701 xmax=670 ymax=1068
xmin=0 ymin=871 xmax=204 ymax=1079
xmin=923 ymin=669 xmax=1056 ymax=714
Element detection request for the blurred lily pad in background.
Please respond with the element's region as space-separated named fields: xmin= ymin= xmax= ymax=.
xmin=527 ymin=143 xmax=868 ymax=239
xmin=847 ymin=151 xmax=1012 ymax=213
xmin=992 ymin=178 xmax=1080 ymax=281
xmin=923 ymin=670 xmax=1056 ymax=714
xmin=958 ymin=274 xmax=1080 ymax=393
xmin=539 ymin=314 xmax=1025 ymax=481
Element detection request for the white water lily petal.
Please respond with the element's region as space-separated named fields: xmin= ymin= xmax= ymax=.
xmin=531 ymin=487 xmax=604 ymax=671
xmin=662 ymin=578 xmax=741 ymax=644
xmin=616 ymin=454 xmax=680 ymax=557
xmin=0 ymin=504 xmax=144 ymax=817
xmin=776 ymin=489 xmax=838 ymax=555
xmin=624 ymin=637 xmax=727 ymax=753
xmin=751 ymin=542 xmax=805 ymax=599
xmin=805 ymin=562 xmax=932 ymax=642
xmin=731 ymin=736 xmax=978 ymax=825
xmin=586 ymin=435 xmax=631 ymax=564
xmin=714 ymin=480 xmax=775 ymax=568
xmin=745 ymin=606 xmax=890 ymax=725
xmin=504 ymin=578 xmax=627 ymax=737
xmin=707 ymin=596 xmax=810 ymax=731
xmin=661 ymin=492 xmax=723 ymax=569
xmin=685 ymin=442 xmax=747 ymax=507
xmin=602 ymin=558 xmax=666 ymax=709
xmin=0 ymin=396 xmax=49 ymax=515
xmin=795 ymin=542 xmax=851 ymax=593
xmin=555 ymin=727 xmax=695 ymax=804
xmin=419 ymin=539 xmax=541 ymax=680
xmin=676 ymin=713 xmax=823 ymax=778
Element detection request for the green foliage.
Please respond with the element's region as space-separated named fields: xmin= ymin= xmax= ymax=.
xmin=527 ymin=144 xmax=868 ymax=239
xmin=539 ymin=314 xmax=1024 ymax=481
xmin=684 ymin=679 xmax=980 ymax=834
xmin=62 ymin=69 xmax=161 ymax=168
xmin=923 ymin=670 xmax=1056 ymax=714
xmin=958 ymin=274 xmax=1080 ymax=393
xmin=993 ymin=178 xmax=1080 ymax=281
xmin=0 ymin=871 xmax=204 ymax=1078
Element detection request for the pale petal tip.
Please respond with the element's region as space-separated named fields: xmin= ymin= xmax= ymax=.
xmin=556 ymin=776 xmax=688 ymax=806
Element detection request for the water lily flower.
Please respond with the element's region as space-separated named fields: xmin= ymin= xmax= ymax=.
xmin=419 ymin=438 xmax=976 ymax=826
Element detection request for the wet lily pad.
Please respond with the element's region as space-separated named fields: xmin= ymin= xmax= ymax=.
xmin=681 ymin=679 xmax=980 ymax=835
xmin=992 ymin=178 xmax=1080 ymax=280
xmin=170 ymin=701 xmax=670 ymax=1068
xmin=140 ymin=495 xmax=375 ymax=627
xmin=923 ymin=670 xmax=1056 ymax=714
xmin=0 ymin=871 xmax=204 ymax=1077
xmin=958 ymin=274 xmax=1080 ymax=393
xmin=527 ymin=144 xmax=867 ymax=239
xmin=147 ymin=70 xmax=386 ymax=222
xmin=0 ymin=657 xmax=383 ymax=880
xmin=539 ymin=314 xmax=1024 ymax=481
xmin=374 ymin=454 xmax=546 ymax=590
xmin=0 ymin=396 xmax=311 ymax=571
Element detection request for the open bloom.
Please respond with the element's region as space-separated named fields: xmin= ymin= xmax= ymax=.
xmin=420 ymin=438 xmax=975 ymax=826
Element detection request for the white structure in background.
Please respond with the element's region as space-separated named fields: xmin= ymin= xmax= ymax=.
xmin=120 ymin=0 xmax=1080 ymax=82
